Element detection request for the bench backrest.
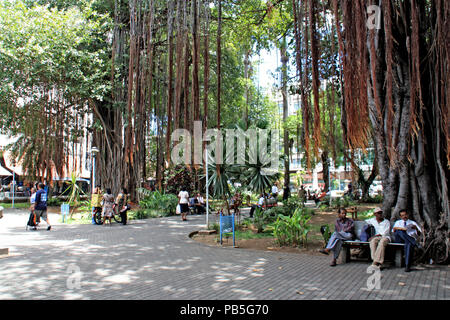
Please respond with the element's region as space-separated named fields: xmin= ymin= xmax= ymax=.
xmin=353 ymin=219 xmax=398 ymax=241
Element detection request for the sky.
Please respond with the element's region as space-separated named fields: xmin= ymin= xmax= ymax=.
xmin=252 ymin=48 xmax=279 ymax=94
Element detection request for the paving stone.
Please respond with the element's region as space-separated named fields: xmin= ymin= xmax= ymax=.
xmin=0 ymin=208 xmax=447 ymax=300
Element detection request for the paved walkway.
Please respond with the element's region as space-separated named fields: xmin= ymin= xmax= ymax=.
xmin=0 ymin=208 xmax=448 ymax=300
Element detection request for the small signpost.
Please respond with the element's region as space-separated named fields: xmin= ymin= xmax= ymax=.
xmin=219 ymin=213 xmax=235 ymax=247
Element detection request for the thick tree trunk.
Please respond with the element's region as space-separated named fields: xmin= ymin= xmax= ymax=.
xmin=364 ymin=1 xmax=449 ymax=263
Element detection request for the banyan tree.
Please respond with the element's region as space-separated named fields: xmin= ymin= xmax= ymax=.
xmin=330 ymin=0 xmax=448 ymax=263
xmin=293 ymin=0 xmax=449 ymax=263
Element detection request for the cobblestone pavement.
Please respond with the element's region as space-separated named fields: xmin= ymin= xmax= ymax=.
xmin=0 ymin=208 xmax=448 ymax=300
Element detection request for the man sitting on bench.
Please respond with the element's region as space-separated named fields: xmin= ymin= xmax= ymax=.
xmin=319 ymin=208 xmax=355 ymax=266
xmin=366 ymin=207 xmax=391 ymax=269
xmin=194 ymin=193 xmax=206 ymax=214
xmin=249 ymin=193 xmax=265 ymax=218
xmin=392 ymin=209 xmax=422 ymax=272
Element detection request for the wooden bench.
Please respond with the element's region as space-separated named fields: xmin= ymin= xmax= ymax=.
xmin=337 ymin=221 xmax=405 ymax=267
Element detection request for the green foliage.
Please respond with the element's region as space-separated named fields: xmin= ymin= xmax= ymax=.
xmin=252 ymin=207 xmax=271 ymax=233
xmin=0 ymin=0 xmax=111 ymax=180
xmin=358 ymin=209 xmax=375 ymax=220
xmin=210 ymin=223 xmax=220 ymax=233
xmin=77 ymin=199 xmax=92 ymax=216
xmin=47 ymin=197 xmax=62 ymax=207
xmin=64 ymin=172 xmax=86 ymax=209
xmin=281 ymin=196 xmax=305 ymax=215
xmin=364 ymin=195 xmax=383 ymax=204
xmin=138 ymin=189 xmax=178 ymax=217
xmin=272 ymin=208 xmax=312 ymax=248
xmin=320 ymin=224 xmax=332 ymax=246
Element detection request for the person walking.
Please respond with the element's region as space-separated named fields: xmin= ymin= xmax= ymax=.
xmin=91 ymin=185 xmax=103 ymax=223
xmin=366 ymin=207 xmax=391 ymax=268
xmin=34 ymin=183 xmax=51 ymax=230
xmin=392 ymin=209 xmax=422 ymax=272
xmin=178 ymin=187 xmax=190 ymax=221
xmin=115 ymin=187 xmax=130 ymax=225
xmin=27 ymin=187 xmax=37 ymax=230
xmin=102 ymin=188 xmax=115 ymax=226
xmin=319 ymin=208 xmax=354 ymax=266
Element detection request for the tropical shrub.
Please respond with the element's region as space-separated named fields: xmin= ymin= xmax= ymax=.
xmin=47 ymin=197 xmax=63 ymax=207
xmin=320 ymin=224 xmax=332 ymax=246
xmin=138 ymin=190 xmax=178 ymax=217
xmin=252 ymin=207 xmax=273 ymax=233
xmin=282 ymin=196 xmax=306 ymax=215
xmin=272 ymin=208 xmax=312 ymax=248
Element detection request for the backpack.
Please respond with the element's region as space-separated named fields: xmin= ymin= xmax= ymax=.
xmin=360 ymin=224 xmax=376 ymax=242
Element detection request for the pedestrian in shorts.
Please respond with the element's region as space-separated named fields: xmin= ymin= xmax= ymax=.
xmin=35 ymin=183 xmax=51 ymax=231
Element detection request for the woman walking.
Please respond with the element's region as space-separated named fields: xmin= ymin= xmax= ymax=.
xmin=178 ymin=187 xmax=190 ymax=221
xmin=102 ymin=188 xmax=115 ymax=225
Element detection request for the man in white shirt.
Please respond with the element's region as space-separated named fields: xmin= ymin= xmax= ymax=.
xmin=392 ymin=209 xmax=422 ymax=272
xmin=366 ymin=208 xmax=391 ymax=267
xmin=249 ymin=194 xmax=265 ymax=218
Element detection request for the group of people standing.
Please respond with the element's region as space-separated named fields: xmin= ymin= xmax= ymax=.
xmin=320 ymin=207 xmax=422 ymax=272
xmin=92 ymin=186 xmax=130 ymax=225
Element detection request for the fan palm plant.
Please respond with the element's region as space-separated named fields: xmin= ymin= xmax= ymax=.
xmin=64 ymin=172 xmax=86 ymax=218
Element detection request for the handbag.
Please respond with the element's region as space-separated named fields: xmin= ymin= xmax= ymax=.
xmin=176 ymin=204 xmax=181 ymax=215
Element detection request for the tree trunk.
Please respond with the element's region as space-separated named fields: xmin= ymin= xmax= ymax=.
xmin=280 ymin=37 xmax=290 ymax=195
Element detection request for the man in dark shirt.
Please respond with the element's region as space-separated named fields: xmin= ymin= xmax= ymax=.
xmin=319 ymin=208 xmax=354 ymax=266
xmin=35 ymin=183 xmax=51 ymax=230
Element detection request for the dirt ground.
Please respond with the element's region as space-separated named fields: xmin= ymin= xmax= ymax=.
xmin=192 ymin=203 xmax=380 ymax=256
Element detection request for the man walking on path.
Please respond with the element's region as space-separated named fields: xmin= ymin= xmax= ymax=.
xmin=34 ymin=183 xmax=51 ymax=231
xmin=366 ymin=207 xmax=391 ymax=268
xmin=392 ymin=209 xmax=422 ymax=272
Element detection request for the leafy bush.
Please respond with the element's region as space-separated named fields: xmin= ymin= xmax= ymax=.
xmin=253 ymin=207 xmax=273 ymax=233
xmin=358 ymin=208 xmax=375 ymax=220
xmin=264 ymin=206 xmax=289 ymax=222
xmin=328 ymin=196 xmax=356 ymax=209
xmin=133 ymin=209 xmax=162 ymax=219
xmin=320 ymin=224 xmax=332 ymax=246
xmin=138 ymin=190 xmax=178 ymax=217
xmin=210 ymin=223 xmax=220 ymax=233
xmin=365 ymin=195 xmax=383 ymax=204
xmin=47 ymin=197 xmax=63 ymax=207
xmin=282 ymin=196 xmax=305 ymax=215
xmin=272 ymin=208 xmax=312 ymax=248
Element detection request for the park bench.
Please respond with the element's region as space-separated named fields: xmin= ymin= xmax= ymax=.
xmin=338 ymin=220 xmax=405 ymax=267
